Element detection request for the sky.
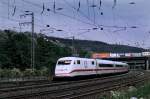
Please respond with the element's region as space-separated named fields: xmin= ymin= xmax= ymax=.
xmin=0 ymin=0 xmax=150 ymax=48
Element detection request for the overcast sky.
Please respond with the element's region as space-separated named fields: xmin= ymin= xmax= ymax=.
xmin=0 ymin=0 xmax=150 ymax=48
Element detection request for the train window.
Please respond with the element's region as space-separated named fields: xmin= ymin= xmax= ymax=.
xmin=92 ymin=61 xmax=95 ymax=65
xmin=99 ymin=64 xmax=101 ymax=67
xmin=57 ymin=60 xmax=72 ymax=65
xmin=99 ymin=64 xmax=114 ymax=67
xmin=116 ymin=65 xmax=123 ymax=67
xmin=77 ymin=60 xmax=80 ymax=64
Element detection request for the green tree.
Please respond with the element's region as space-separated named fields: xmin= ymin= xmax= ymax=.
xmin=0 ymin=30 xmax=31 ymax=70
xmin=0 ymin=30 xmax=72 ymax=74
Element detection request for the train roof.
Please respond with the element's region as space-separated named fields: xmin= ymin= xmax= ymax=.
xmin=58 ymin=57 xmax=128 ymax=65
xmin=97 ymin=60 xmax=127 ymax=65
xmin=58 ymin=57 xmax=95 ymax=61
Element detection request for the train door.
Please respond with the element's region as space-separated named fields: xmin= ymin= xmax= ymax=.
xmin=84 ymin=61 xmax=88 ymax=69
xmin=83 ymin=61 xmax=88 ymax=75
xmin=95 ymin=59 xmax=99 ymax=75
xmin=113 ymin=63 xmax=117 ymax=73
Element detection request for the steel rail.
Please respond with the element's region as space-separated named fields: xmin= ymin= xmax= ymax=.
xmin=0 ymin=71 xmax=142 ymax=99
xmin=0 ymin=72 xmax=133 ymax=93
xmin=0 ymin=78 xmax=51 ymax=88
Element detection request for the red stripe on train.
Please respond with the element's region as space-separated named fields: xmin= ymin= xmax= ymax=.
xmin=57 ymin=68 xmax=128 ymax=75
xmin=70 ymin=68 xmax=127 ymax=73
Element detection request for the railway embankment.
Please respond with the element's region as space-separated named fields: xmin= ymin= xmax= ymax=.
xmin=102 ymin=71 xmax=150 ymax=99
xmin=109 ymin=81 xmax=150 ymax=99
xmin=0 ymin=71 xmax=149 ymax=99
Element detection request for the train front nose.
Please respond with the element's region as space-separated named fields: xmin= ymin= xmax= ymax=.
xmin=55 ymin=59 xmax=72 ymax=77
xmin=55 ymin=65 xmax=71 ymax=77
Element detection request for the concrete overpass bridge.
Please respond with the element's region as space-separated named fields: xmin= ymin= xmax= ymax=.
xmin=92 ymin=52 xmax=150 ymax=70
xmin=102 ymin=56 xmax=150 ymax=70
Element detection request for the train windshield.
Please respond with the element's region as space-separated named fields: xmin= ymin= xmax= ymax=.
xmin=57 ymin=60 xmax=72 ymax=65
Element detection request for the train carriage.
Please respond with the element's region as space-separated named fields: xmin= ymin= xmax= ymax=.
xmin=54 ymin=57 xmax=129 ymax=78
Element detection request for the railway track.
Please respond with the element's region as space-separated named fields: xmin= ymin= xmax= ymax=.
xmin=0 ymin=71 xmax=149 ymax=99
xmin=60 ymin=74 xmax=147 ymax=99
xmin=0 ymin=79 xmax=51 ymax=89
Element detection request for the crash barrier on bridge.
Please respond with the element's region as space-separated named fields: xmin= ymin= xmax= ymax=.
xmin=92 ymin=52 xmax=150 ymax=58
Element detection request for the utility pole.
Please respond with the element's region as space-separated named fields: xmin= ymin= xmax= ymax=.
xmin=31 ymin=12 xmax=35 ymax=71
xmin=65 ymin=36 xmax=76 ymax=56
xmin=20 ymin=11 xmax=35 ymax=71
xmin=72 ymin=36 xmax=75 ymax=56
xmin=71 ymin=36 xmax=79 ymax=57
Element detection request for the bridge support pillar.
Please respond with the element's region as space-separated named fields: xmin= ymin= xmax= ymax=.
xmin=146 ymin=59 xmax=149 ymax=70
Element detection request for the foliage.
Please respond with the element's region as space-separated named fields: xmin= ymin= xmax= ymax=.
xmin=40 ymin=67 xmax=49 ymax=76
xmin=110 ymin=83 xmax=150 ymax=99
xmin=0 ymin=30 xmax=31 ymax=69
xmin=0 ymin=30 xmax=71 ymax=72
xmin=0 ymin=69 xmax=12 ymax=78
xmin=0 ymin=68 xmax=2 ymax=77
xmin=23 ymin=69 xmax=36 ymax=77
xmin=10 ymin=68 xmax=22 ymax=78
xmin=0 ymin=29 xmax=145 ymax=75
xmin=46 ymin=36 xmax=145 ymax=53
xmin=0 ymin=68 xmax=49 ymax=78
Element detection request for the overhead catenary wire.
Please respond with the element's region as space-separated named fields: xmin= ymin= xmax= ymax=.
xmin=0 ymin=14 xmax=61 ymax=34
xmin=62 ymin=0 xmax=110 ymax=40
xmin=0 ymin=0 xmax=66 ymax=32
xmin=1 ymin=0 xmax=141 ymax=31
xmin=0 ymin=15 xmax=20 ymax=22
xmin=111 ymin=6 xmax=138 ymax=45
xmin=92 ymin=0 xmax=96 ymax=24
xmin=21 ymin=0 xmax=98 ymax=27
xmin=99 ymin=0 xmax=102 ymax=10
xmin=112 ymin=0 xmax=117 ymax=9
xmin=0 ymin=2 xmax=74 ymax=37
xmin=63 ymin=0 xmax=135 ymax=31
xmin=63 ymin=0 xmax=106 ymax=29
xmin=10 ymin=0 xmax=135 ymax=31
xmin=0 ymin=0 xmax=145 ymax=47
xmin=0 ymin=0 xmax=137 ymax=38
xmin=53 ymin=0 xmax=56 ymax=13
xmin=12 ymin=0 xmax=16 ymax=16
xmin=7 ymin=0 xmax=10 ymax=19
xmin=41 ymin=3 xmax=45 ymax=15
xmin=12 ymin=6 xmax=16 ymax=16
xmin=63 ymin=0 xmax=97 ymax=26
xmin=86 ymin=0 xmax=90 ymax=18
xmin=98 ymin=0 xmax=103 ymax=15
xmin=77 ymin=0 xmax=81 ymax=11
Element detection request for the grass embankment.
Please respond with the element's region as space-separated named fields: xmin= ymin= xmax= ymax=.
xmin=100 ymin=81 xmax=150 ymax=99
xmin=110 ymin=81 xmax=150 ymax=99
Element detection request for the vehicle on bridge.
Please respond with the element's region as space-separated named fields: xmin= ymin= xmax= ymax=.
xmin=54 ymin=57 xmax=129 ymax=78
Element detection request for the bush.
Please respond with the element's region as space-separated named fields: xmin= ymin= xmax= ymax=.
xmin=23 ymin=69 xmax=36 ymax=77
xmin=34 ymin=69 xmax=42 ymax=76
xmin=10 ymin=68 xmax=22 ymax=78
xmin=0 ymin=68 xmax=49 ymax=79
xmin=0 ymin=69 xmax=12 ymax=78
xmin=110 ymin=83 xmax=150 ymax=99
xmin=40 ymin=67 xmax=49 ymax=76
xmin=0 ymin=68 xmax=2 ymax=77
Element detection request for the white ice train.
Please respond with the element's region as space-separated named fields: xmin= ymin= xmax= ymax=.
xmin=54 ymin=57 xmax=129 ymax=78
